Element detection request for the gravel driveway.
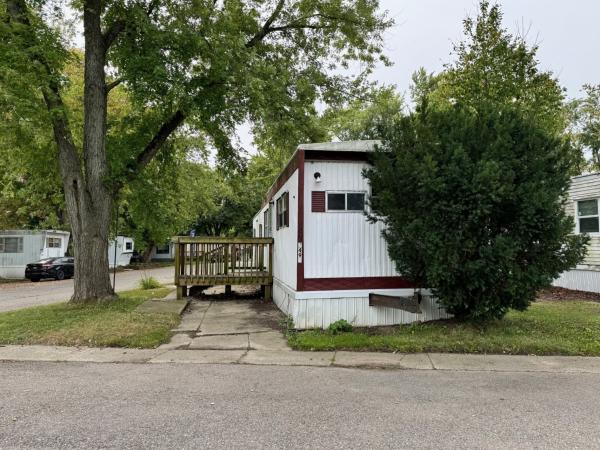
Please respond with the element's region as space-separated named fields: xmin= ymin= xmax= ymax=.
xmin=0 ymin=266 xmax=174 ymax=312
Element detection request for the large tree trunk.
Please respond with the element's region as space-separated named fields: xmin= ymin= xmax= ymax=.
xmin=8 ymin=0 xmax=183 ymax=303
xmin=66 ymin=0 xmax=114 ymax=303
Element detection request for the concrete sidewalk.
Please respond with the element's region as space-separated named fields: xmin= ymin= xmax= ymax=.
xmin=1 ymin=345 xmax=600 ymax=373
xmin=2 ymin=296 xmax=599 ymax=373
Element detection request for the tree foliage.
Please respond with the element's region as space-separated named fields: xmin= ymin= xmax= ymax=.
xmin=568 ymin=84 xmax=600 ymax=169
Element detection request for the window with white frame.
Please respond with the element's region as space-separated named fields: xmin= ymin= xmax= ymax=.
xmin=577 ymin=199 xmax=600 ymax=233
xmin=47 ymin=237 xmax=62 ymax=248
xmin=326 ymin=192 xmax=366 ymax=212
xmin=0 ymin=237 xmax=24 ymax=253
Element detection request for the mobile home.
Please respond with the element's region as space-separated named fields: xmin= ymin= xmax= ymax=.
xmin=252 ymin=140 xmax=449 ymax=329
xmin=0 ymin=230 xmax=70 ymax=279
xmin=554 ymin=172 xmax=600 ymax=292
xmin=108 ymin=236 xmax=135 ymax=268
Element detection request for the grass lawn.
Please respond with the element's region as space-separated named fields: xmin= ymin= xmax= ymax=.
xmin=0 ymin=287 xmax=179 ymax=348
xmin=288 ymin=301 xmax=600 ymax=356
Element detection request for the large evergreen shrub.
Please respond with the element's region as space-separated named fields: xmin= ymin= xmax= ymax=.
xmin=365 ymin=104 xmax=588 ymax=320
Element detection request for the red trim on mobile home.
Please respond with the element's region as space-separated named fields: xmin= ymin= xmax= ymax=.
xmin=302 ymin=276 xmax=416 ymax=291
xmin=263 ymin=150 xmax=303 ymax=207
xmin=296 ymin=150 xmax=305 ymax=291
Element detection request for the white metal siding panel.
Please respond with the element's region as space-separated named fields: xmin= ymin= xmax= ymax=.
xmin=303 ymin=160 xmax=397 ymax=278
xmin=553 ymin=269 xmax=600 ymax=293
xmin=272 ymin=170 xmax=299 ymax=290
xmin=273 ymin=279 xmax=296 ymax=315
xmin=292 ymin=293 xmax=450 ymax=329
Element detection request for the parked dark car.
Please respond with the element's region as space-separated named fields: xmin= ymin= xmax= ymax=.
xmin=25 ymin=257 xmax=75 ymax=282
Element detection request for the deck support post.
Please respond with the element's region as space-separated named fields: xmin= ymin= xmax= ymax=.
xmin=177 ymin=285 xmax=187 ymax=299
xmin=264 ymin=285 xmax=272 ymax=302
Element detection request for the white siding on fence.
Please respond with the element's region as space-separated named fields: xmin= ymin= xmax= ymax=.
xmin=303 ymin=160 xmax=397 ymax=279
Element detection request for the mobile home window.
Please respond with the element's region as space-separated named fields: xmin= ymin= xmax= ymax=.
xmin=578 ymin=199 xmax=600 ymax=233
xmin=47 ymin=237 xmax=62 ymax=248
xmin=263 ymin=208 xmax=272 ymax=237
xmin=156 ymin=244 xmax=170 ymax=254
xmin=0 ymin=237 xmax=24 ymax=253
xmin=125 ymin=241 xmax=133 ymax=251
xmin=276 ymin=192 xmax=289 ymax=229
xmin=326 ymin=192 xmax=366 ymax=212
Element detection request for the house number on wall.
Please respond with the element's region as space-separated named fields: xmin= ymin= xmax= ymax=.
xmin=297 ymin=242 xmax=303 ymax=263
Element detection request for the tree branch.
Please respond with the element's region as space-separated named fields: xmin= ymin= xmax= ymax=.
xmin=102 ymin=19 xmax=126 ymax=51
xmin=127 ymin=110 xmax=186 ymax=180
xmin=245 ymin=0 xmax=286 ymax=48
xmin=105 ymin=78 xmax=123 ymax=92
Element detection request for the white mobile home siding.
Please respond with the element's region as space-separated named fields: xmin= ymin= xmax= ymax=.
xmin=565 ymin=173 xmax=600 ymax=268
xmin=274 ymin=170 xmax=299 ymax=290
xmin=291 ymin=290 xmax=449 ymax=329
xmin=0 ymin=230 xmax=70 ymax=279
xmin=554 ymin=173 xmax=600 ymax=292
xmin=253 ymin=169 xmax=299 ymax=291
xmin=303 ymin=160 xmax=397 ymax=278
xmin=108 ymin=236 xmax=135 ymax=268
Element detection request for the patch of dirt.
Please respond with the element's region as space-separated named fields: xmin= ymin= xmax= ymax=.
xmin=537 ymin=286 xmax=600 ymax=303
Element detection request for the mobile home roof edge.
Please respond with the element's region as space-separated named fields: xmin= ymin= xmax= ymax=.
xmin=259 ymin=140 xmax=381 ymax=210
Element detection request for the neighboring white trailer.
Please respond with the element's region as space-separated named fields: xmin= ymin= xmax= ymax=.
xmin=149 ymin=242 xmax=175 ymax=261
xmin=108 ymin=236 xmax=135 ymax=268
xmin=0 ymin=230 xmax=70 ymax=279
xmin=252 ymin=140 xmax=449 ymax=329
xmin=554 ymin=172 xmax=600 ymax=293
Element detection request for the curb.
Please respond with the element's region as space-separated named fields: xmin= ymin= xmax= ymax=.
xmin=1 ymin=346 xmax=600 ymax=373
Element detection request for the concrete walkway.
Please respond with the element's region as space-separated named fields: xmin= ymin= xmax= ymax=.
xmin=2 ymin=298 xmax=600 ymax=372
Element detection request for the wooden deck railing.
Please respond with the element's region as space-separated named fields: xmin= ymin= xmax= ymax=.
xmin=173 ymin=236 xmax=273 ymax=299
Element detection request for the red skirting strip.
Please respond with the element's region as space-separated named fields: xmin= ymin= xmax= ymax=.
xmin=302 ymin=276 xmax=416 ymax=291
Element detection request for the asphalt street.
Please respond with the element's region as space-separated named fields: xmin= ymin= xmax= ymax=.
xmin=1 ymin=361 xmax=599 ymax=449
xmin=0 ymin=267 xmax=174 ymax=312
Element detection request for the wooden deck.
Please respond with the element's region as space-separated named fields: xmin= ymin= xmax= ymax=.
xmin=173 ymin=237 xmax=273 ymax=299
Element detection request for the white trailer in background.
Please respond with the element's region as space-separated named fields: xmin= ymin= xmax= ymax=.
xmin=252 ymin=140 xmax=449 ymax=329
xmin=0 ymin=230 xmax=70 ymax=279
xmin=108 ymin=236 xmax=135 ymax=268
xmin=149 ymin=242 xmax=175 ymax=261
xmin=554 ymin=172 xmax=600 ymax=293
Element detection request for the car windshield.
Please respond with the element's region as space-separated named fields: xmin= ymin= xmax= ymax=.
xmin=34 ymin=258 xmax=56 ymax=264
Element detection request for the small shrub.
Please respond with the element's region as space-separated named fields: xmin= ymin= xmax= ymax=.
xmin=139 ymin=276 xmax=161 ymax=290
xmin=328 ymin=319 xmax=353 ymax=335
